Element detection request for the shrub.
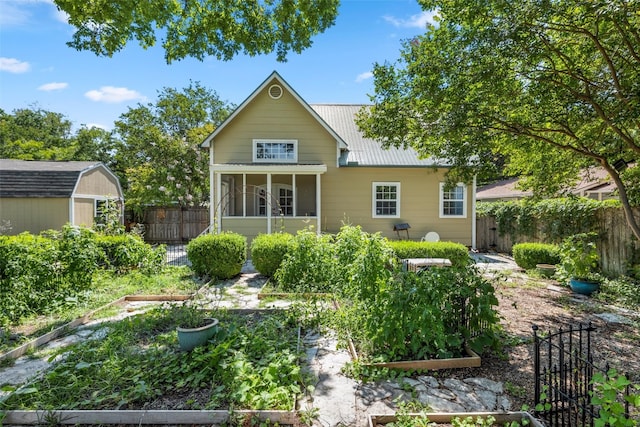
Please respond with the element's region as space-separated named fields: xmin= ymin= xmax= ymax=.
xmin=388 ymin=240 xmax=470 ymax=267
xmin=187 ymin=232 xmax=247 ymax=279
xmin=512 ymin=242 xmax=561 ymax=270
xmin=95 ymin=234 xmax=166 ymax=274
xmin=0 ymin=233 xmax=61 ymax=324
xmin=250 ymin=233 xmax=294 ymax=277
xmin=273 ymin=229 xmax=337 ymax=293
xmin=0 ymin=225 xmax=102 ymax=325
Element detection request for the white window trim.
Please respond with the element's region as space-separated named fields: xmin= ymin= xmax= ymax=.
xmin=94 ymin=197 xmax=115 ymax=218
xmin=255 ymin=183 xmax=294 ymax=216
xmin=253 ymin=139 xmax=298 ymax=163
xmin=439 ymin=182 xmax=467 ymax=218
xmin=372 ymin=182 xmax=401 ymax=218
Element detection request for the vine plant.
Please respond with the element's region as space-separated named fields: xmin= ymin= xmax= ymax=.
xmin=477 ymin=198 xmax=618 ymax=243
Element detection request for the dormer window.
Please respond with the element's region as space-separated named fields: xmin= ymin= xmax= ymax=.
xmin=253 ymin=139 xmax=297 ymax=163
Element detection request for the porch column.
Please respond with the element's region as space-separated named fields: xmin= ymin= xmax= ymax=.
xmin=316 ymin=173 xmax=321 ymax=233
xmin=267 ymin=173 xmax=272 ymax=234
xmin=209 ymin=163 xmax=215 ymax=234
xmin=242 ymin=174 xmax=247 ymax=217
xmin=216 ymin=172 xmax=222 ymax=233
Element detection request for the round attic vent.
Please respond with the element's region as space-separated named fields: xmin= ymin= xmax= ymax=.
xmin=268 ymin=84 xmax=283 ymax=99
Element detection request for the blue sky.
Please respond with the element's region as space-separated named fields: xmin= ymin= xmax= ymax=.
xmin=0 ymin=0 xmax=435 ymax=131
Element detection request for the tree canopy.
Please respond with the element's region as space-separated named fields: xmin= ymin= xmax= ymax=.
xmin=112 ymin=81 xmax=234 ymax=216
xmin=0 ymin=107 xmax=116 ymax=163
xmin=53 ymin=0 xmax=339 ymax=63
xmin=1 ymin=82 xmax=234 ymax=217
xmin=357 ymin=0 xmax=640 ymax=238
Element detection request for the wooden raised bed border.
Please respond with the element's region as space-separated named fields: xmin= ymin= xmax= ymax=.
xmin=2 ymin=409 xmax=297 ymax=425
xmin=349 ymin=343 xmax=481 ymax=370
xmin=369 ymin=411 xmax=545 ymax=427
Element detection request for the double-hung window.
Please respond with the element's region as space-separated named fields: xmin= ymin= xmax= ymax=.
xmin=253 ymin=139 xmax=297 ymax=163
xmin=372 ymin=182 xmax=400 ymax=218
xmin=439 ymin=183 xmax=466 ymax=218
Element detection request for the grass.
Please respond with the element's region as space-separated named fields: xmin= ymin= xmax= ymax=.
xmin=1 ymin=266 xmax=202 ymax=354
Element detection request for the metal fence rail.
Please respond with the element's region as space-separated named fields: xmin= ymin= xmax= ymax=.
xmin=533 ymin=323 xmax=635 ymax=427
xmin=163 ymin=244 xmax=190 ymax=267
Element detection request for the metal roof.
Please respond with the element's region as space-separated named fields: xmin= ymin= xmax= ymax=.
xmin=0 ymin=159 xmax=105 ymax=198
xmin=310 ymin=104 xmax=445 ymax=167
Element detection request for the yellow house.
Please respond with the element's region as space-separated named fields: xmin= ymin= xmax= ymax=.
xmin=202 ymin=72 xmax=476 ymax=247
xmin=0 ymin=159 xmax=124 ymax=235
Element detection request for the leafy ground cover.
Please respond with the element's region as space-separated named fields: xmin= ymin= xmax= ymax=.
xmin=0 ymin=266 xmax=202 ymax=354
xmin=1 ymin=308 xmax=309 ymax=411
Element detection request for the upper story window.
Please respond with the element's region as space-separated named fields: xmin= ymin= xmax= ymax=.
xmin=253 ymin=139 xmax=297 ymax=163
xmin=372 ymin=182 xmax=400 ymax=218
xmin=440 ymin=183 xmax=467 ymax=218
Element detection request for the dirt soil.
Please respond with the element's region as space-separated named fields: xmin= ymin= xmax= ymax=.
xmin=444 ymin=270 xmax=640 ymax=411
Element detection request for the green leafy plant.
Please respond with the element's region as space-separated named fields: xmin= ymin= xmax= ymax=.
xmin=95 ymin=234 xmax=165 ymax=274
xmin=272 ymin=228 xmax=338 ymax=293
xmin=477 ymin=198 xmax=616 ymax=243
xmin=452 ymin=415 xmax=497 ymax=427
xmin=386 ymin=400 xmax=434 ymax=427
xmin=336 ymin=264 xmax=501 ymax=362
xmin=187 ymin=232 xmax=247 ymax=279
xmin=0 ymin=309 xmax=308 ymax=411
xmin=512 ymin=243 xmax=561 ymax=270
xmin=559 ymin=232 xmax=601 ymax=281
xmin=591 ymin=370 xmax=640 ymax=427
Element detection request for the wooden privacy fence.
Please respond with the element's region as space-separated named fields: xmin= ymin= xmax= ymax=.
xmin=476 ymin=207 xmax=640 ymax=276
xmin=143 ymin=207 xmax=209 ymax=243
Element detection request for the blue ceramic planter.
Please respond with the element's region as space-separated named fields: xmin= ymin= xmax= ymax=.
xmin=177 ymin=318 xmax=219 ymax=351
xmin=569 ymin=278 xmax=600 ymax=296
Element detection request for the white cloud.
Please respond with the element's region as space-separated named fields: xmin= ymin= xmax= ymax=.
xmin=38 ymin=82 xmax=68 ymax=91
xmin=0 ymin=57 xmax=30 ymax=73
xmin=0 ymin=0 xmax=60 ymax=27
xmin=383 ymin=10 xmax=439 ymax=29
xmin=355 ymin=72 xmax=373 ymax=83
xmin=84 ymin=123 xmax=109 ymax=130
xmin=0 ymin=2 xmax=30 ymax=27
xmin=85 ymin=86 xmax=146 ymax=103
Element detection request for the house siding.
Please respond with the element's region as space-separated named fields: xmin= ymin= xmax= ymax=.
xmin=207 ymin=73 xmax=474 ymax=247
xmin=75 ymin=167 xmax=122 ymax=197
xmin=0 ymin=198 xmax=69 ymax=234
xmin=73 ymin=197 xmax=97 ymax=227
xmin=321 ymin=167 xmax=473 ymax=245
xmin=212 ymin=86 xmax=337 ymax=166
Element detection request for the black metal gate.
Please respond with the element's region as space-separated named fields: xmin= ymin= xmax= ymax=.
xmin=533 ymin=323 xmax=635 ymax=427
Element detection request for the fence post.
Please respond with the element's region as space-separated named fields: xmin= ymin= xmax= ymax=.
xmin=533 ymin=324 xmax=541 ymax=413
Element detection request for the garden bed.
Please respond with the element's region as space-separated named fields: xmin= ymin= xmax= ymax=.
xmin=0 ymin=308 xmax=310 ymax=420
xmin=0 ymin=294 xmax=192 ymax=362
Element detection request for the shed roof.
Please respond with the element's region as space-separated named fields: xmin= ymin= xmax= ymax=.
xmin=0 ymin=159 xmax=110 ymax=198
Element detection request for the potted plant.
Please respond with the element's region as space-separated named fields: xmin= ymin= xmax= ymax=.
xmin=173 ymin=292 xmax=221 ymax=351
xmin=559 ymin=232 xmax=601 ymax=296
